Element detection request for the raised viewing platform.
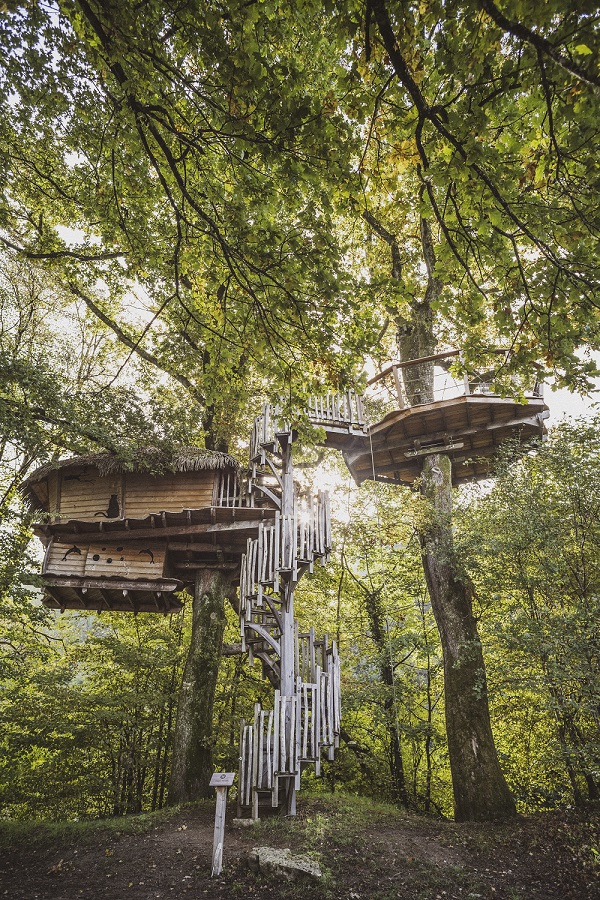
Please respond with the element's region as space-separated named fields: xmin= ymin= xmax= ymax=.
xmin=308 ymin=351 xmax=550 ymax=486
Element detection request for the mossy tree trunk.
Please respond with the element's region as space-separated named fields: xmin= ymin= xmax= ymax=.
xmin=420 ymin=454 xmax=516 ymax=820
xmin=168 ymin=568 xmax=231 ymax=804
xmin=364 ymin=209 xmax=516 ymax=820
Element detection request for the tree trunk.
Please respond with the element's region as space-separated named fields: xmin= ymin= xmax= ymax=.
xmin=168 ymin=568 xmax=231 ymax=804
xmin=362 ymin=588 xmax=410 ymax=806
xmin=363 ymin=207 xmax=515 ymax=820
xmin=420 ymin=453 xmax=516 ymax=821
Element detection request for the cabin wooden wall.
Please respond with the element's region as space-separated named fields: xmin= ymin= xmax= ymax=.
xmin=124 ymin=471 xmax=216 ymax=518
xmin=45 ymin=540 xmax=167 ymax=580
xmin=57 ymin=467 xmax=123 ymax=521
xmin=50 ymin=467 xmax=221 ymax=521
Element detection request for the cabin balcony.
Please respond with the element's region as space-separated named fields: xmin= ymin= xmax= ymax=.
xmin=308 ymin=351 xmax=549 ymax=486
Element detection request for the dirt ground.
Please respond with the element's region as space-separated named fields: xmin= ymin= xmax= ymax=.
xmin=0 ymin=795 xmax=598 ymax=900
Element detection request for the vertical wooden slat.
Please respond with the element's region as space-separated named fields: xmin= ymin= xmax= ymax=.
xmin=289 ymin=695 xmax=296 ymax=771
xmin=315 ymin=665 xmax=322 ymax=775
xmin=266 ymin=710 xmax=273 ymax=789
xmin=258 ymin=710 xmax=265 ymax=788
xmin=252 ymin=703 xmax=260 ymax=819
xmin=245 ymin=724 xmax=253 ymax=806
xmin=280 ymin=695 xmax=287 ymax=771
xmin=273 ymin=690 xmax=280 ymax=774
xmin=295 ymin=692 xmax=302 ymax=788
xmin=312 ymin=685 xmax=317 ymax=758
xmin=239 ymin=720 xmax=247 ymax=807
xmin=274 ymin=515 xmax=280 ymax=592
xmin=302 ymin=682 xmax=309 ymax=758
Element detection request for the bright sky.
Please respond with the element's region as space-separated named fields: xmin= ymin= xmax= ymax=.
xmin=548 ymin=383 xmax=600 ymax=423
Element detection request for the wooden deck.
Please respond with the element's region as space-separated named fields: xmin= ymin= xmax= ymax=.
xmin=35 ymin=506 xmax=278 ymax=613
xmin=42 ymin=576 xmax=184 ymax=614
xmin=316 ymin=393 xmax=549 ymax=485
xmin=34 ymin=505 xmax=277 ymax=545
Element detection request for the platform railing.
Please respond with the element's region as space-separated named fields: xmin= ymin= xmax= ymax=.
xmin=307 ymin=390 xmax=366 ymax=429
xmin=366 ymin=350 xmax=544 ymax=413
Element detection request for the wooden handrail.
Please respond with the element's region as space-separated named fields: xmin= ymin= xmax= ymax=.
xmin=367 ymin=347 xmax=534 ymax=386
xmin=368 ymin=350 xmax=460 ymax=385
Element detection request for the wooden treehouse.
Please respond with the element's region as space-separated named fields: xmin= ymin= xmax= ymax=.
xmin=306 ymin=350 xmax=550 ymax=485
xmin=22 ymin=448 xmax=271 ymax=613
xmin=23 ymin=420 xmax=342 ymax=818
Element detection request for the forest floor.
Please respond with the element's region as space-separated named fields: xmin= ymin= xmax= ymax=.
xmin=0 ymin=794 xmax=598 ymax=900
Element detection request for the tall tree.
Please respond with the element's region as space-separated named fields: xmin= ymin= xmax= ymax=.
xmin=342 ymin=0 xmax=599 ymax=821
xmin=0 ymin=1 xmax=377 ymax=804
xmin=352 ymin=0 xmax=600 ymax=387
xmin=0 ymin=0 xmax=371 ymax=446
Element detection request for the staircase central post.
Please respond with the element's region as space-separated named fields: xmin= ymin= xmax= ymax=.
xmin=279 ymin=435 xmax=297 ymax=815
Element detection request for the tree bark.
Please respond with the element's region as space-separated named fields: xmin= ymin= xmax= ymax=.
xmin=363 ymin=588 xmax=410 ymax=806
xmin=363 ymin=207 xmax=515 ymax=819
xmin=420 ymin=454 xmax=516 ymax=820
xmin=168 ymin=568 xmax=231 ymax=804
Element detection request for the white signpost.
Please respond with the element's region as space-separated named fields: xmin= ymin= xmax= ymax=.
xmin=210 ymin=772 xmax=235 ymax=876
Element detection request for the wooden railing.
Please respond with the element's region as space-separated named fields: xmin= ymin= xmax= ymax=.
xmin=238 ymin=657 xmax=341 ymax=814
xmin=214 ymin=468 xmax=242 ymax=507
xmin=367 ymin=351 xmax=545 ymax=410
xmin=307 ymin=390 xmax=366 ymax=428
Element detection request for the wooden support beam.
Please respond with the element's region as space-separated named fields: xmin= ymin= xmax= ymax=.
xmin=52 ymin=515 xmax=276 ymax=545
xmin=43 ymin=575 xmax=182 ymax=593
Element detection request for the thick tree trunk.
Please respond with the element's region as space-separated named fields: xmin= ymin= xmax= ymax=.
xmin=168 ymin=568 xmax=231 ymax=804
xmin=420 ymin=454 xmax=516 ymax=820
xmin=363 ymin=207 xmax=515 ymax=820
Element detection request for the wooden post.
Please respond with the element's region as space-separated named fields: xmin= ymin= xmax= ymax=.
xmin=210 ymin=772 xmax=235 ymax=877
xmin=392 ymin=365 xmax=405 ymax=409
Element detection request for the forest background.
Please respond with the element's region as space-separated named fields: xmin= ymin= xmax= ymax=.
xmin=0 ymin=0 xmax=599 ymax=823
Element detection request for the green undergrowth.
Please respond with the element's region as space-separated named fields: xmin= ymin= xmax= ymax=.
xmin=0 ymin=800 xmax=198 ymax=850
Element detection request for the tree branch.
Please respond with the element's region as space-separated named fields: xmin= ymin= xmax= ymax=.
xmin=0 ymin=235 xmax=124 ymax=263
xmin=362 ymin=210 xmax=402 ymax=279
xmin=478 ymin=0 xmax=600 ymax=91
xmin=67 ymin=282 xmax=203 ymax=401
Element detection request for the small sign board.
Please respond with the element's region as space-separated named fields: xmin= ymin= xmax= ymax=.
xmin=210 ymin=771 xmax=235 ymax=788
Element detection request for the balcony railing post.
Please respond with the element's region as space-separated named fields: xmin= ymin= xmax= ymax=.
xmin=392 ymin=365 xmax=405 ymax=409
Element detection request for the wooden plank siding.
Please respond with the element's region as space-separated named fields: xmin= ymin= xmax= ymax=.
xmin=45 ymin=541 xmax=87 ymax=577
xmin=47 ymin=472 xmax=60 ymax=517
xmin=124 ymin=471 xmax=216 ymax=518
xmin=50 ymin=469 xmax=224 ymax=522
xmin=84 ymin=543 xmax=166 ymax=579
xmin=45 ymin=540 xmax=167 ymax=580
xmin=58 ymin=468 xmax=122 ymax=521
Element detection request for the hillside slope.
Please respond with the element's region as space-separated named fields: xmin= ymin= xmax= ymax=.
xmin=0 ymin=795 xmax=598 ymax=899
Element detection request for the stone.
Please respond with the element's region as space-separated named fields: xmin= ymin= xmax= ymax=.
xmin=247 ymin=847 xmax=321 ymax=881
xmin=232 ymin=818 xmax=257 ymax=828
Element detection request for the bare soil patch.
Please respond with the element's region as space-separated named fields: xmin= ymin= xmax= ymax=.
xmin=0 ymin=796 xmax=598 ymax=900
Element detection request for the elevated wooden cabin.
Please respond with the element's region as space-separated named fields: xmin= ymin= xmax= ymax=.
xmin=22 ymin=448 xmax=277 ymax=614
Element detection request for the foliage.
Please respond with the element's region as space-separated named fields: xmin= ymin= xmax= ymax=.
xmin=0 ymin=606 xmax=186 ymax=820
xmin=456 ymin=419 xmax=600 ymax=807
xmin=0 ymin=0 xmax=377 ymax=450
xmin=347 ymin=0 xmax=600 ymax=389
xmin=0 ymin=0 xmax=600 ymax=826
xmin=291 ymin=463 xmax=451 ymax=815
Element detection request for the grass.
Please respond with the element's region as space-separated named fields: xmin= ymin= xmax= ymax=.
xmin=0 ymin=799 xmax=198 ymax=849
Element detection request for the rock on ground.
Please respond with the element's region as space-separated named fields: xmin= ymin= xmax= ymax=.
xmin=248 ymin=846 xmax=322 ymax=881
